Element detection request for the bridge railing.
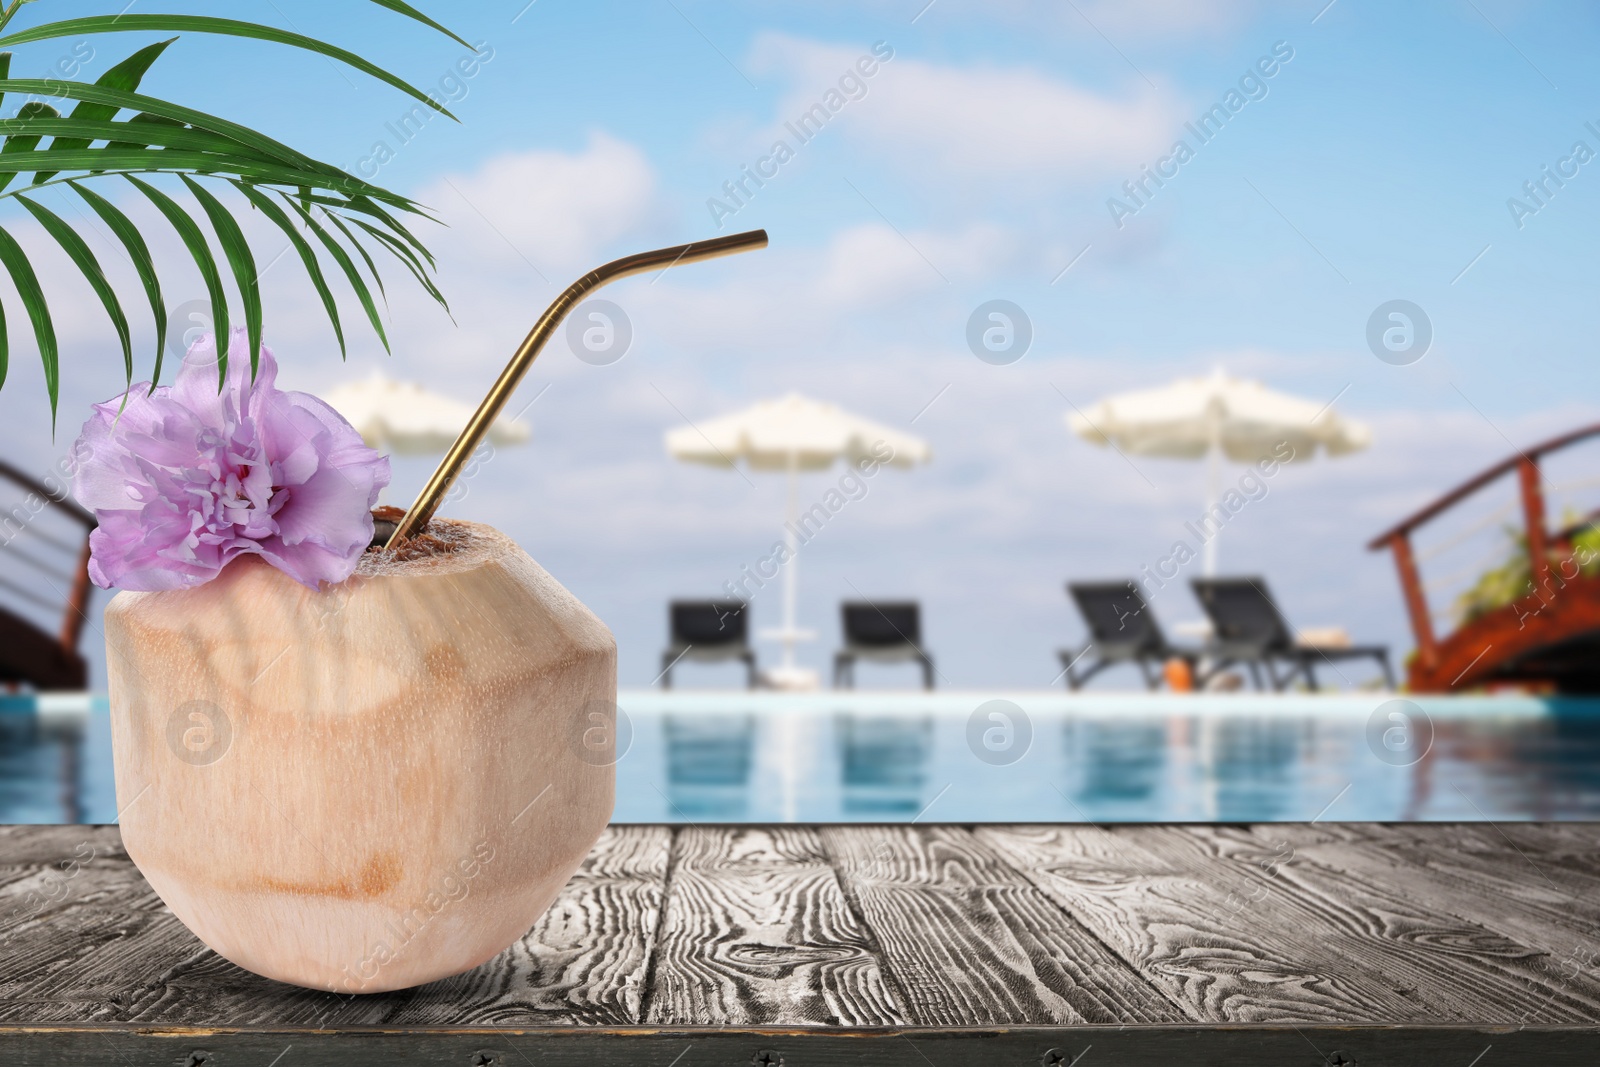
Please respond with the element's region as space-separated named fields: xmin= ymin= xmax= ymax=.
xmin=0 ymin=459 xmax=96 ymax=672
xmin=1366 ymin=421 xmax=1600 ymax=674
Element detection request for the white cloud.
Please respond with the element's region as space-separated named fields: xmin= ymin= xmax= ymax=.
xmin=1034 ymin=0 xmax=1264 ymax=37
xmin=748 ymin=34 xmax=1184 ymax=181
xmin=341 ymin=127 xmax=1024 ymax=363
xmin=627 ymin=220 xmax=1019 ymax=352
xmin=416 ymin=132 xmax=660 ymax=276
xmin=780 ymin=0 xmax=1262 ymax=39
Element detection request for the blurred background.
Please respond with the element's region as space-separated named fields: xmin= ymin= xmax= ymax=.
xmin=3 ymin=0 xmax=1600 ymax=823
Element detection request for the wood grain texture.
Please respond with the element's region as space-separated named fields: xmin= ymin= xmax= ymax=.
xmin=977 ymin=822 xmax=1600 ymax=1024
xmin=644 ymin=825 xmax=905 ymax=1027
xmin=0 ymin=825 xmax=669 ymax=1027
xmin=386 ymin=824 xmax=671 ymax=1026
xmin=0 ymin=825 xmax=358 ymax=1027
xmin=821 ymin=824 xmax=1186 ymax=1025
xmin=1167 ymin=825 xmax=1600 ymax=1023
xmin=1243 ymin=822 xmax=1600 ymax=1024
xmin=3 ymin=822 xmax=1600 ymax=1044
xmin=1232 ymin=823 xmax=1600 ymax=946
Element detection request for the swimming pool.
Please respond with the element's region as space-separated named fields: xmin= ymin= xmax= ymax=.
xmin=5 ymin=691 xmax=1600 ymax=824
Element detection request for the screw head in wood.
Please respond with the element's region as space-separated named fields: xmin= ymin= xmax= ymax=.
xmin=752 ymin=1050 xmax=783 ymax=1067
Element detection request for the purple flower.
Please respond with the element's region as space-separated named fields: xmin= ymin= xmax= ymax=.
xmin=72 ymin=329 xmax=391 ymax=591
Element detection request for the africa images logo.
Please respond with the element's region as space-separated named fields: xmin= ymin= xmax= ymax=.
xmin=165 ymin=699 xmax=232 ymax=766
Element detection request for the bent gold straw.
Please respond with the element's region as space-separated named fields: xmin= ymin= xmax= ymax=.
xmin=386 ymin=228 xmax=770 ymax=548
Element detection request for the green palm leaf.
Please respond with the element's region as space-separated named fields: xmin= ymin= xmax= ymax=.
xmin=0 ymin=148 xmax=409 ymax=207
xmin=15 ymin=194 xmax=131 ymax=388
xmin=289 ymin=189 xmax=440 ymax=261
xmin=0 ymin=275 xmax=8 ymax=391
xmin=0 ymin=223 xmax=58 ymax=423
xmin=0 ymin=101 xmax=57 ymax=191
xmin=324 ymin=209 xmax=386 ymax=303
xmin=35 ymin=37 xmax=175 ymax=184
xmin=126 ymin=175 xmax=230 ymax=386
xmin=182 ymin=175 xmax=261 ymax=380
xmin=0 ymin=16 xmax=459 ymax=120
xmin=0 ymin=117 xmax=278 ymax=160
xmin=0 ymin=79 xmax=344 ymax=179
xmin=366 ymin=0 xmax=473 ymax=48
xmin=0 ymin=3 xmax=460 ymax=408
xmin=230 ymin=185 xmax=342 ymax=361
xmin=347 ymin=194 xmax=437 ymax=268
xmin=70 ymin=180 xmax=167 ymax=388
xmin=283 ymin=194 xmax=389 ymax=354
xmin=352 ymin=218 xmax=449 ymax=313
xmin=234 ymin=182 xmax=345 ymax=358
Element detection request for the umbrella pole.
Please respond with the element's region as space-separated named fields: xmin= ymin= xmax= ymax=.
xmin=782 ymin=450 xmax=799 ymax=671
xmin=1203 ymin=425 xmax=1222 ymax=578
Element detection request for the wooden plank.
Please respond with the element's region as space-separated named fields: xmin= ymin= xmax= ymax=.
xmin=1386 ymin=821 xmax=1600 ymax=890
xmin=1258 ymin=821 xmax=1600 ymax=1023
xmin=821 ymin=824 xmax=1184 ymax=1025
xmin=383 ymin=824 xmax=671 ymax=1025
xmin=644 ymin=825 xmax=904 ymax=1027
xmin=0 ymin=825 xmax=671 ymax=1027
xmin=980 ymin=822 xmax=1522 ymax=1023
xmin=5 ymin=821 xmax=1600 ymax=1050
xmin=1168 ymin=825 xmax=1600 ymax=1024
xmin=0 ymin=825 xmax=308 ymax=1027
xmin=2 ymin=1023 xmax=1597 ymax=1067
xmin=1342 ymin=822 xmax=1600 ymax=940
xmin=1241 ymin=823 xmax=1600 ymax=949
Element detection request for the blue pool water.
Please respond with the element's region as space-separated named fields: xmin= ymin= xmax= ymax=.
xmin=6 ymin=692 xmax=1600 ymax=824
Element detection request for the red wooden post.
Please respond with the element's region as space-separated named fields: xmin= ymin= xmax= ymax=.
xmin=1519 ymin=457 xmax=1551 ymax=601
xmin=59 ymin=535 xmax=93 ymax=652
xmin=1389 ymin=533 xmax=1436 ymax=669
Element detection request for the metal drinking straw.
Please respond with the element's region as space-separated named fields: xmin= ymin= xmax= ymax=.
xmin=386 ymin=228 xmax=769 ymax=548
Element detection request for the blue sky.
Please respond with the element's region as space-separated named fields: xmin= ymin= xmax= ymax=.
xmin=3 ymin=0 xmax=1600 ymax=689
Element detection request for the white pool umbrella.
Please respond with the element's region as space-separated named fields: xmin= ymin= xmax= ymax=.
xmin=324 ymin=372 xmax=532 ymax=455
xmin=1068 ymin=368 xmax=1370 ymax=574
xmin=666 ymin=393 xmax=930 ymax=687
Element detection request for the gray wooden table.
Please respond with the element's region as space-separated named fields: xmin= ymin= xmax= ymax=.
xmin=1 ymin=823 xmax=1598 ymax=1065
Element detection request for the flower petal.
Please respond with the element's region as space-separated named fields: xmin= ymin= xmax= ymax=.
xmin=70 ymin=330 xmax=390 ymax=592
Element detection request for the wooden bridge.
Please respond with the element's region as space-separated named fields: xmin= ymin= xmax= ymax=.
xmin=0 ymin=459 xmax=95 ymax=691
xmin=1369 ymin=421 xmax=1600 ymax=693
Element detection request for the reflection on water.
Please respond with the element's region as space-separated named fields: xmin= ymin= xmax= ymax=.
xmin=1065 ymin=721 xmax=1166 ymax=807
xmin=0 ymin=714 xmax=82 ymax=823
xmin=837 ymin=715 xmax=932 ymax=816
xmin=8 ymin=699 xmax=1600 ymax=824
xmin=1205 ymin=719 xmax=1304 ymax=822
xmin=1537 ymin=715 xmax=1600 ymax=812
xmin=663 ymin=714 xmax=754 ymax=820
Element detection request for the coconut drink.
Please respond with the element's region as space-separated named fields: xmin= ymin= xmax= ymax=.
xmin=70 ymin=232 xmax=767 ymax=991
xmin=104 ymin=524 xmax=616 ymax=992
